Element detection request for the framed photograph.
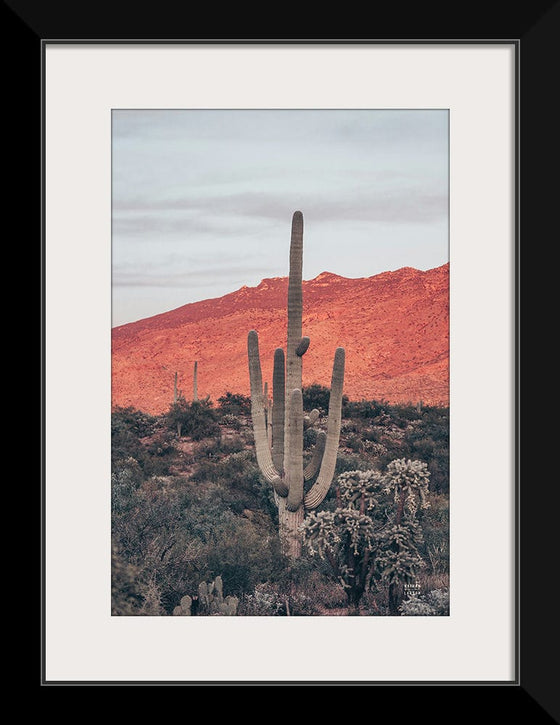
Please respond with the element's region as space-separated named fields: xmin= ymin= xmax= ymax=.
xmin=28 ymin=21 xmax=552 ymax=707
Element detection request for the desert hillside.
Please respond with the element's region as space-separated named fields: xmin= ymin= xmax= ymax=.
xmin=111 ymin=263 xmax=449 ymax=414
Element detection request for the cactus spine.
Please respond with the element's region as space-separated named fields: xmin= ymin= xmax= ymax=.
xmin=247 ymin=211 xmax=345 ymax=558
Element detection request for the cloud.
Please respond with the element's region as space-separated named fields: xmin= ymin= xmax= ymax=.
xmin=113 ymin=187 xmax=447 ymax=239
xmin=112 ymin=263 xmax=275 ymax=289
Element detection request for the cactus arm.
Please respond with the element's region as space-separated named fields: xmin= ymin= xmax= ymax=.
xmin=296 ymin=337 xmax=310 ymax=357
xmin=304 ymin=430 xmax=326 ymax=481
xmin=247 ymin=330 xmax=287 ymax=495
xmin=267 ymin=398 xmax=273 ymax=448
xmin=304 ymin=347 xmax=345 ymax=510
xmin=272 ymin=347 xmax=285 ymax=472
xmin=286 ymin=388 xmax=304 ymax=512
xmin=286 ymin=211 xmax=304 ymax=399
xmin=303 ymin=408 xmax=320 ymax=430
xmin=263 ymin=380 xmax=271 ymax=444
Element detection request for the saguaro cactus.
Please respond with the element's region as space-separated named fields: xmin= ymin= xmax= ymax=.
xmin=247 ymin=211 xmax=345 ymax=558
xmin=193 ymin=360 xmax=198 ymax=402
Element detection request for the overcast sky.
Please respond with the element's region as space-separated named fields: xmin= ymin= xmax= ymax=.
xmin=112 ymin=109 xmax=448 ymax=327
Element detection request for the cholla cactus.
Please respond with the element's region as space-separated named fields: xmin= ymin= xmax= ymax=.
xmin=381 ymin=459 xmax=430 ymax=614
xmin=247 ymin=211 xmax=345 ymax=558
xmin=303 ymin=469 xmax=384 ymax=611
xmin=383 ymin=458 xmax=431 ymax=523
xmin=303 ymin=462 xmax=431 ymax=614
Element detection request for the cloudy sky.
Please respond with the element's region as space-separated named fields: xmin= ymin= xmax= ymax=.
xmin=112 ymin=109 xmax=448 ymax=327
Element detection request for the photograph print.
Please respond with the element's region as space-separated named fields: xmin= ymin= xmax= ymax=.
xmin=111 ymin=109 xmax=449 ymax=617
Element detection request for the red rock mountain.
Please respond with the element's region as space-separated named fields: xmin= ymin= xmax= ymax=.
xmin=111 ymin=263 xmax=449 ymax=415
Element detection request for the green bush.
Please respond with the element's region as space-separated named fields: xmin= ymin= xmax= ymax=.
xmin=417 ymin=493 xmax=449 ymax=574
xmin=334 ymin=453 xmax=372 ymax=477
xmin=112 ymin=406 xmax=159 ymax=438
xmin=343 ymin=399 xmax=390 ymax=420
xmin=303 ymin=384 xmax=349 ymax=415
xmin=111 ymin=412 xmax=148 ymax=467
xmin=166 ymin=397 xmax=221 ymax=441
xmin=111 ymin=544 xmax=144 ymax=615
xmin=202 ymin=512 xmax=284 ymax=596
xmin=217 ymin=392 xmax=252 ymax=417
xmin=219 ymin=413 xmax=243 ymax=431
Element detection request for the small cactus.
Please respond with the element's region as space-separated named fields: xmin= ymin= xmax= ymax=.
xmin=172 ymin=594 xmax=193 ymax=616
xmin=174 ymin=576 xmax=238 ymax=616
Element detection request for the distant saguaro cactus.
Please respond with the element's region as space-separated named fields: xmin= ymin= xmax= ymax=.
xmin=248 ymin=211 xmax=345 ymax=558
xmin=193 ymin=360 xmax=198 ymax=402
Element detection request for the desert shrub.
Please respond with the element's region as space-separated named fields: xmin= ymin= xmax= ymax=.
xmin=191 ymin=449 xmax=250 ymax=483
xmin=343 ymin=399 xmax=390 ymax=420
xmin=417 ymin=493 xmax=449 ymax=573
xmin=362 ymin=439 xmax=388 ymax=458
xmin=276 ymin=561 xmax=348 ymax=614
xmin=165 ymin=396 xmax=221 ymax=441
xmin=241 ymin=582 xmax=317 ymax=616
xmin=111 ymin=408 xmax=174 ymax=476
xmin=202 ymin=513 xmax=284 ymax=596
xmin=219 ymin=413 xmax=243 ymax=431
xmin=303 ymin=383 xmax=349 ymax=415
xmin=112 ymin=477 xmax=206 ymax=613
xmin=112 ymin=406 xmax=159 ymax=439
xmin=399 ymin=588 xmax=449 ymax=616
xmin=111 ymin=457 xmax=144 ymax=514
xmin=137 ymin=578 xmax=165 ymax=616
xmin=217 ymin=392 xmax=251 ymax=417
xmin=195 ymin=435 xmax=245 ymax=460
xmin=111 ymin=544 xmax=144 ymax=615
xmin=391 ymin=403 xmax=423 ymax=422
xmin=338 ymin=402 xmax=449 ymax=492
xmin=219 ymin=435 xmax=246 ymax=455
xmin=112 ymin=412 xmax=148 ymax=466
xmin=334 ymin=453 xmax=372 ymax=476
xmin=239 ymin=561 xmax=347 ymax=616
xmin=302 ymin=384 xmax=330 ymax=413
xmin=402 ymin=407 xmax=449 ymax=492
xmin=361 ymin=426 xmax=382 ymax=443
xmin=240 ymin=583 xmax=286 ymax=616
xmin=345 ymin=433 xmax=364 ymax=453
xmin=142 ymin=428 xmax=176 ymax=457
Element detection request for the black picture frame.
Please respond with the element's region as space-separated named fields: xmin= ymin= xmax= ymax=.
xmin=17 ymin=1 xmax=557 ymax=715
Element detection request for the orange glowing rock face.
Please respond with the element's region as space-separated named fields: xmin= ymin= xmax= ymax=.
xmin=111 ymin=263 xmax=449 ymax=415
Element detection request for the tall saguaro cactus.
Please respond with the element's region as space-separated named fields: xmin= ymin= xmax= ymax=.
xmin=248 ymin=211 xmax=345 ymax=558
